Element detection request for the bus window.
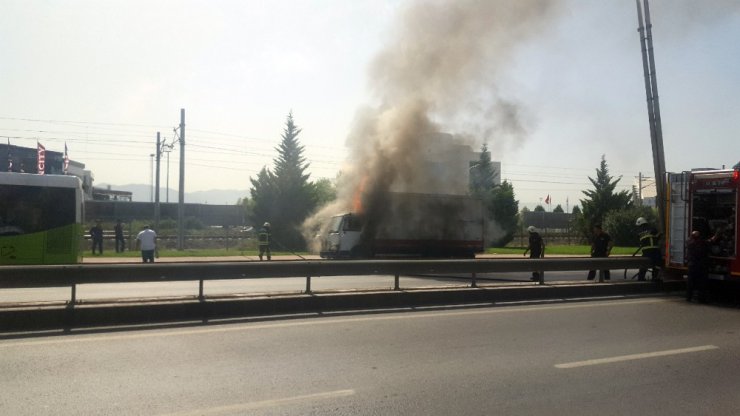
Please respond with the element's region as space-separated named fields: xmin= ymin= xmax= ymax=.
xmin=0 ymin=185 xmax=76 ymax=234
xmin=0 ymin=173 xmax=82 ymax=265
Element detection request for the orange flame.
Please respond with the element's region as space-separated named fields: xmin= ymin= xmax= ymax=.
xmin=352 ymin=176 xmax=368 ymax=214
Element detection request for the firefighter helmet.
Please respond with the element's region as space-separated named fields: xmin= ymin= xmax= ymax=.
xmin=263 ymin=222 xmax=271 ymax=228
xmin=635 ymin=217 xmax=648 ymax=227
xmin=527 ymin=226 xmax=537 ymax=233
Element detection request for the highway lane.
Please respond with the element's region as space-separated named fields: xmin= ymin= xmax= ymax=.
xmin=2 ymin=297 xmax=739 ymax=415
xmin=0 ymin=269 xmax=641 ymax=304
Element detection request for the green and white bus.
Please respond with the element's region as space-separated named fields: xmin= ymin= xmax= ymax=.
xmin=0 ymin=172 xmax=83 ymax=265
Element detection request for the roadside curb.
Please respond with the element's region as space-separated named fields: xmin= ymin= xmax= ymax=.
xmin=0 ymin=280 xmax=685 ymax=331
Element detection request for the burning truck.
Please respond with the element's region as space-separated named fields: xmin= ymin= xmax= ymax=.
xmin=319 ymin=192 xmax=485 ymax=259
xmin=301 ymin=0 xmax=548 ymax=260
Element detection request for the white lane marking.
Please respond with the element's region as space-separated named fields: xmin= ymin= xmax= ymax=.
xmin=158 ymin=389 xmax=355 ymax=416
xmin=555 ymin=345 xmax=719 ymax=369
xmin=0 ymin=298 xmax=669 ymax=348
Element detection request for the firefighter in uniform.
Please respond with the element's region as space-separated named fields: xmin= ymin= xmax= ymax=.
xmin=523 ymin=226 xmax=545 ymax=281
xmin=634 ymin=217 xmax=662 ymax=281
xmin=258 ymin=222 xmax=272 ymax=261
xmin=587 ymin=224 xmax=613 ymax=281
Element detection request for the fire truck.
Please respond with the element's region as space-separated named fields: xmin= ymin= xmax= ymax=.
xmin=665 ymin=167 xmax=739 ymax=281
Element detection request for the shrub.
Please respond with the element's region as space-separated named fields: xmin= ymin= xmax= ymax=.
xmin=603 ymin=206 xmax=658 ymax=246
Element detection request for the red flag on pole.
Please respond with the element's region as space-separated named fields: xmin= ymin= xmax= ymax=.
xmin=37 ymin=142 xmax=46 ymax=175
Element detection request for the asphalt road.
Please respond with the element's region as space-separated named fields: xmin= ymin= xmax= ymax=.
xmin=2 ymin=297 xmax=739 ymax=415
xmin=0 ymin=269 xmax=638 ymax=304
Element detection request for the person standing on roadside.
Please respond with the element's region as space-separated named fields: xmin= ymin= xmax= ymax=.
xmin=523 ymin=226 xmax=545 ymax=281
xmin=135 ymin=225 xmax=157 ymax=263
xmin=90 ymin=221 xmax=104 ymax=255
xmin=114 ymin=219 xmax=125 ymax=253
xmin=587 ymin=224 xmax=613 ymax=281
xmin=686 ymin=230 xmax=712 ymax=302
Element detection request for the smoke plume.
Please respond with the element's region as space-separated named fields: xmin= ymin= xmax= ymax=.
xmin=303 ymin=0 xmax=562 ymax=250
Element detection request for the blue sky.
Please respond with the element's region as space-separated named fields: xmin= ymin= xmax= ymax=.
xmin=1 ymin=0 xmax=738 ymax=209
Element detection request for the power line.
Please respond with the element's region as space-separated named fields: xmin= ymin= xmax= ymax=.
xmin=0 ymin=116 xmax=169 ymax=129
xmin=188 ymin=127 xmax=351 ymax=152
xmin=3 ymin=116 xmax=644 ymax=189
xmin=0 ymin=127 xmax=157 ymax=139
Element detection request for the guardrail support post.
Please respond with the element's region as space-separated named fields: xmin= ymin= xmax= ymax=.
xmin=394 ymin=274 xmax=400 ymax=291
xmin=306 ymin=276 xmax=312 ymax=293
xmin=598 ymin=270 xmax=604 ymax=283
xmin=538 ymin=271 xmax=544 ymax=285
xmin=199 ymin=279 xmax=204 ymax=301
xmin=70 ymin=284 xmax=76 ymax=306
xmin=471 ymin=272 xmax=477 ymax=288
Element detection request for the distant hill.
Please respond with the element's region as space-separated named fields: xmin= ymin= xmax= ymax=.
xmin=97 ymin=183 xmax=249 ymax=205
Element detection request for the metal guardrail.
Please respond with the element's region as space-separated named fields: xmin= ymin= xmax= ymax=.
xmin=0 ymin=257 xmax=653 ymax=305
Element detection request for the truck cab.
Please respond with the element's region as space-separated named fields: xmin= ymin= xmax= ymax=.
xmin=320 ymin=213 xmax=364 ymax=259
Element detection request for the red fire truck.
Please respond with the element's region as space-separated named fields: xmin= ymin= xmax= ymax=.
xmin=665 ymin=167 xmax=739 ymax=281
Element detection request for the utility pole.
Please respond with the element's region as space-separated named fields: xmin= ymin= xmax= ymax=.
xmin=177 ymin=109 xmax=185 ymax=250
xmin=165 ymin=147 xmax=171 ymax=203
xmin=638 ymin=172 xmax=643 ymax=205
xmin=149 ymin=153 xmax=155 ymax=202
xmin=636 ymin=0 xmax=667 ymax=233
xmin=155 ymin=132 xmax=161 ymax=232
xmin=158 ymin=139 xmax=174 ymax=204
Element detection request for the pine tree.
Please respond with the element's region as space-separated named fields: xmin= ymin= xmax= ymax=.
xmin=469 ymin=144 xmax=517 ymax=247
xmin=249 ymin=112 xmax=316 ymax=250
xmin=469 ymin=143 xmax=497 ymax=197
xmin=488 ymin=180 xmax=519 ymax=247
xmin=249 ymin=167 xmax=277 ymax=227
xmin=273 ymin=112 xmax=310 ymax=189
xmin=578 ymin=155 xmax=633 ymax=238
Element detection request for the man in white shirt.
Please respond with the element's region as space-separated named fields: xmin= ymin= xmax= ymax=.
xmin=136 ymin=225 xmax=157 ymax=263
